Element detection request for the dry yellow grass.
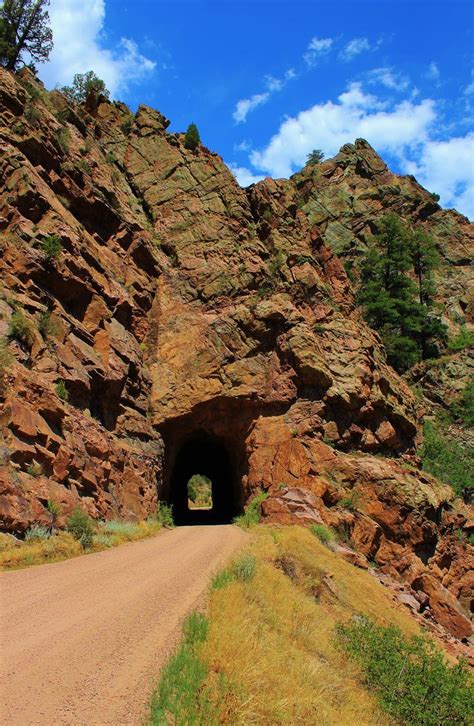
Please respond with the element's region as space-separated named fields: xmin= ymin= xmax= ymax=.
xmin=197 ymin=526 xmax=422 ymax=725
xmin=0 ymin=519 xmax=163 ymax=570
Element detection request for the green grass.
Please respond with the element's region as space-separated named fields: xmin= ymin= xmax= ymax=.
xmin=8 ymin=311 xmax=35 ymax=347
xmin=420 ymin=422 xmax=474 ymax=497
xmin=336 ymin=617 xmax=474 ymax=726
xmin=448 ymin=326 xmax=474 ymax=352
xmin=147 ymin=612 xmax=215 ymax=725
xmin=155 ymin=502 xmax=174 ymax=528
xmin=233 ymin=491 xmax=268 ymax=529
xmin=310 ymin=523 xmax=336 ymax=546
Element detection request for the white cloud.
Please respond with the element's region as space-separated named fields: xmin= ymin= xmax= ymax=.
xmin=250 ymin=83 xmax=435 ymax=177
xmin=228 ymin=164 xmax=264 ymax=187
xmin=402 ymin=133 xmax=474 ymax=219
xmin=233 ymin=68 xmax=296 ymax=123
xmin=465 ymin=82 xmax=474 ymax=95
xmin=341 ymin=37 xmax=371 ymax=61
xmin=39 ymin=0 xmax=156 ymax=96
xmin=367 ymin=67 xmax=410 ymax=91
xmin=426 ymin=62 xmax=440 ymax=81
xmin=304 ymin=36 xmax=333 ymax=67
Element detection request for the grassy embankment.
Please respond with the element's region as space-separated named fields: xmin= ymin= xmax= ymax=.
xmin=147 ymin=525 xmax=473 ymax=726
xmin=0 ymin=505 xmax=174 ymax=570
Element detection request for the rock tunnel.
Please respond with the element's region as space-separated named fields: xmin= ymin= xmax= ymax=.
xmin=163 ymin=431 xmax=243 ymax=525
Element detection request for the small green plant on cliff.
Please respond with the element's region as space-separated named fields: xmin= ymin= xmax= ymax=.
xmin=38 ymin=310 xmax=60 ymax=340
xmin=339 ymin=489 xmax=362 ymax=511
xmin=41 ymin=234 xmax=63 ymax=261
xmin=448 ymin=326 xmax=474 ymax=353
xmin=8 ymin=310 xmax=35 ymax=347
xmin=27 ymin=461 xmax=43 ymax=478
xmin=336 ymin=617 xmax=474 ymax=726
xmin=46 ymin=499 xmax=61 ymax=530
xmin=310 ymin=523 xmax=336 ymax=547
xmin=120 ymin=114 xmax=134 ymax=135
xmin=233 ymin=491 xmax=268 ymax=529
xmin=54 ymin=127 xmax=70 ymax=153
xmin=55 ymin=379 xmax=69 ymax=402
xmin=24 ymin=103 xmax=40 ymax=123
xmin=67 ymin=507 xmax=95 ymax=549
xmin=0 ymin=338 xmax=13 ymax=385
xmin=183 ymin=122 xmax=200 ymax=151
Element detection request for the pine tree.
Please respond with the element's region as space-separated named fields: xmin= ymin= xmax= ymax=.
xmin=358 ymin=214 xmax=446 ymax=372
xmin=306 ymin=149 xmax=325 ymax=165
xmin=184 ymin=123 xmax=200 ymax=151
xmin=0 ymin=0 xmax=53 ymax=71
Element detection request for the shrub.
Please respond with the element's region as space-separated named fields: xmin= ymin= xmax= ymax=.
xmin=8 ymin=311 xmax=35 ymax=347
xmin=38 ymin=310 xmax=59 ymax=340
xmin=54 ymin=127 xmax=70 ymax=153
xmin=310 ymin=523 xmax=336 ymax=547
xmin=183 ymin=122 xmax=200 ymax=151
xmin=0 ymin=338 xmax=13 ymax=385
xmin=336 ymin=617 xmax=474 ymax=726
xmin=67 ymin=507 xmax=95 ymax=549
xmin=233 ymin=491 xmax=268 ymax=529
xmin=231 ymin=553 xmax=257 ymax=582
xmin=120 ymin=115 xmax=133 ymax=135
xmin=46 ymin=499 xmax=61 ymax=527
xmin=77 ymin=159 xmax=92 ymax=175
xmin=448 ymin=326 xmax=474 ymax=353
xmin=451 ymin=380 xmax=474 ymax=428
xmin=27 ymin=461 xmax=43 ymax=478
xmin=24 ymin=104 xmax=40 ymax=123
xmin=25 ymin=524 xmax=51 ymax=541
xmin=339 ymin=489 xmax=361 ymax=511
xmin=156 ymin=502 xmax=174 ymax=528
xmin=420 ymin=422 xmax=474 ymax=497
xmin=41 ymin=234 xmax=63 ymax=261
xmin=55 ymin=379 xmax=69 ymax=402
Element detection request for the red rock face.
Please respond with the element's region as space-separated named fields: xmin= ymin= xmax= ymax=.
xmin=0 ymin=69 xmax=472 ymax=640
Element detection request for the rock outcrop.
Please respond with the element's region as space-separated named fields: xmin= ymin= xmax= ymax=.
xmin=0 ymin=68 xmax=472 ymax=641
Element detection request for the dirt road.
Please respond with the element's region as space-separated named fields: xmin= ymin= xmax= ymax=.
xmin=0 ymin=525 xmax=246 ymax=725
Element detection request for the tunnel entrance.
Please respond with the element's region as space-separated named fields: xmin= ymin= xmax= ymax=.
xmin=168 ymin=433 xmax=240 ymax=524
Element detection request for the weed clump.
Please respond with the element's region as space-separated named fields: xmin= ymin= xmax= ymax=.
xmin=25 ymin=525 xmax=51 ymax=541
xmin=336 ymin=616 xmax=474 ymax=726
xmin=233 ymin=491 xmax=268 ymax=529
xmin=8 ymin=311 xmax=35 ymax=347
xmin=41 ymin=234 xmax=63 ymax=261
xmin=67 ymin=507 xmax=95 ymax=549
xmin=310 ymin=523 xmax=336 ymax=547
xmin=55 ymin=379 xmax=69 ymax=402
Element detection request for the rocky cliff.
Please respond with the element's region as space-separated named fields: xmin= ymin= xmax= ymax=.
xmin=0 ymin=68 xmax=472 ymax=644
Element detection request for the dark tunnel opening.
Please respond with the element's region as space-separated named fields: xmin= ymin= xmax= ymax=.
xmin=167 ymin=433 xmax=241 ymax=525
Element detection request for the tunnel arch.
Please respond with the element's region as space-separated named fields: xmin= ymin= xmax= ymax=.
xmin=167 ymin=432 xmax=241 ymax=524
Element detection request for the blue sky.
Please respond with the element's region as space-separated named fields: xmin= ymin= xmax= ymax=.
xmin=39 ymin=0 xmax=474 ymax=218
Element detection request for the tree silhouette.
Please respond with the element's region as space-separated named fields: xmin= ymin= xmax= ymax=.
xmin=0 ymin=0 xmax=53 ymax=71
